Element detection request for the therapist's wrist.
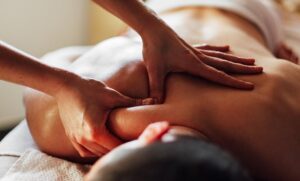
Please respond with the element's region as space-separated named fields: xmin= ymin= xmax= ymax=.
xmin=142 ymin=26 xmax=176 ymax=48
xmin=140 ymin=20 xmax=179 ymax=50
xmin=139 ymin=18 xmax=172 ymax=41
xmin=51 ymin=71 xmax=83 ymax=99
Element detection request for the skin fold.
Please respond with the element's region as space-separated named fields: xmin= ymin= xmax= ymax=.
xmin=25 ymin=7 xmax=300 ymax=181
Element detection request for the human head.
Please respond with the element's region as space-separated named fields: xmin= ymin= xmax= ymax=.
xmin=85 ymin=122 xmax=252 ymax=181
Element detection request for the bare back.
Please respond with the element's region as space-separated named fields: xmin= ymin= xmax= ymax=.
xmin=25 ymin=7 xmax=300 ymax=181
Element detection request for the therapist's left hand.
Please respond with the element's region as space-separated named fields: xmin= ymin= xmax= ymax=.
xmin=55 ymin=76 xmax=151 ymax=157
xmin=142 ymin=27 xmax=263 ymax=103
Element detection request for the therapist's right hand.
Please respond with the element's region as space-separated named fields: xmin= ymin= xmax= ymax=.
xmin=55 ymin=76 xmax=150 ymax=158
xmin=142 ymin=27 xmax=263 ymax=103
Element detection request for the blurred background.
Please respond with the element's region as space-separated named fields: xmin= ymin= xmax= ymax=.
xmin=0 ymin=0 xmax=127 ymax=132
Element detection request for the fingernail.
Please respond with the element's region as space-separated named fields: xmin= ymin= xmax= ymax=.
xmin=257 ymin=67 xmax=263 ymax=72
xmin=224 ymin=45 xmax=230 ymax=50
xmin=249 ymin=59 xmax=255 ymax=63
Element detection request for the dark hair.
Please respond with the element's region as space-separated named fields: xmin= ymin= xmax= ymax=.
xmin=90 ymin=136 xmax=252 ymax=181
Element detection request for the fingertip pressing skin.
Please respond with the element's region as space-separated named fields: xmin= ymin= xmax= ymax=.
xmin=195 ymin=44 xmax=230 ymax=52
xmin=199 ymin=50 xmax=256 ymax=65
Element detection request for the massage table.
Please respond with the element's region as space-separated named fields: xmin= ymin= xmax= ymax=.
xmin=0 ymin=9 xmax=299 ymax=181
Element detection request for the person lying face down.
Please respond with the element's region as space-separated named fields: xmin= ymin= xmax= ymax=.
xmin=25 ymin=2 xmax=300 ymax=181
xmin=85 ymin=122 xmax=252 ymax=181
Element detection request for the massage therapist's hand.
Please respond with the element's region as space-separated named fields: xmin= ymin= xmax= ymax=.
xmin=0 ymin=41 xmax=150 ymax=157
xmin=142 ymin=27 xmax=263 ymax=103
xmin=90 ymin=0 xmax=262 ymax=103
xmin=55 ymin=76 xmax=147 ymax=157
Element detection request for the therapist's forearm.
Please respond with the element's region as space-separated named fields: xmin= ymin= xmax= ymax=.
xmin=92 ymin=0 xmax=168 ymax=38
xmin=0 ymin=41 xmax=79 ymax=97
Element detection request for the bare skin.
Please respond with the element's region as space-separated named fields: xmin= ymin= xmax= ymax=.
xmin=92 ymin=0 xmax=262 ymax=101
xmin=25 ymin=7 xmax=300 ymax=181
xmin=1 ymin=0 xmax=261 ymax=159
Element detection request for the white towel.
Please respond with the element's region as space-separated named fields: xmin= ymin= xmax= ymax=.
xmin=1 ymin=149 xmax=90 ymax=181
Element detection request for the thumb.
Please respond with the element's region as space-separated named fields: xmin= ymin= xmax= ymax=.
xmin=111 ymin=90 xmax=156 ymax=108
xmin=113 ymin=94 xmax=143 ymax=108
xmin=148 ymin=70 xmax=165 ymax=104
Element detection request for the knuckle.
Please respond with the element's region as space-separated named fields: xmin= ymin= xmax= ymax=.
xmin=79 ymin=151 xmax=90 ymax=158
xmin=197 ymin=52 xmax=206 ymax=59
xmin=77 ymin=136 xmax=86 ymax=144
xmin=89 ymin=129 xmax=101 ymax=141
xmin=78 ymin=151 xmax=85 ymax=157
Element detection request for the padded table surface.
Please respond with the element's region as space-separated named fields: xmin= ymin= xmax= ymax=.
xmin=0 ymin=121 xmax=37 ymax=178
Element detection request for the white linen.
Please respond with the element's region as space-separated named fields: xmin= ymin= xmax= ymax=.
xmin=146 ymin=0 xmax=283 ymax=53
xmin=0 ymin=121 xmax=37 ymax=156
xmin=0 ymin=157 xmax=18 ymax=179
xmin=0 ymin=121 xmax=37 ymax=178
xmin=282 ymin=11 xmax=300 ymax=58
xmin=0 ymin=46 xmax=91 ymax=179
xmin=1 ymin=149 xmax=90 ymax=181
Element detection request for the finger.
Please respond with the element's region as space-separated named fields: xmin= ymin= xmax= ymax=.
xmin=184 ymin=60 xmax=255 ymax=90
xmin=82 ymin=105 xmax=121 ymax=153
xmin=76 ymin=133 xmax=109 ymax=156
xmin=147 ymin=70 xmax=165 ymax=104
xmin=194 ymin=44 xmax=230 ymax=52
xmin=138 ymin=122 xmax=170 ymax=144
xmin=109 ymin=89 xmax=155 ymax=108
xmin=199 ymin=54 xmax=263 ymax=74
xmin=94 ymin=130 xmax=123 ymax=151
xmin=113 ymin=94 xmax=143 ymax=108
xmin=79 ymin=141 xmax=108 ymax=156
xmin=203 ymin=66 xmax=254 ymax=90
xmin=71 ymin=140 xmax=97 ymax=158
xmin=199 ymin=50 xmax=255 ymax=65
